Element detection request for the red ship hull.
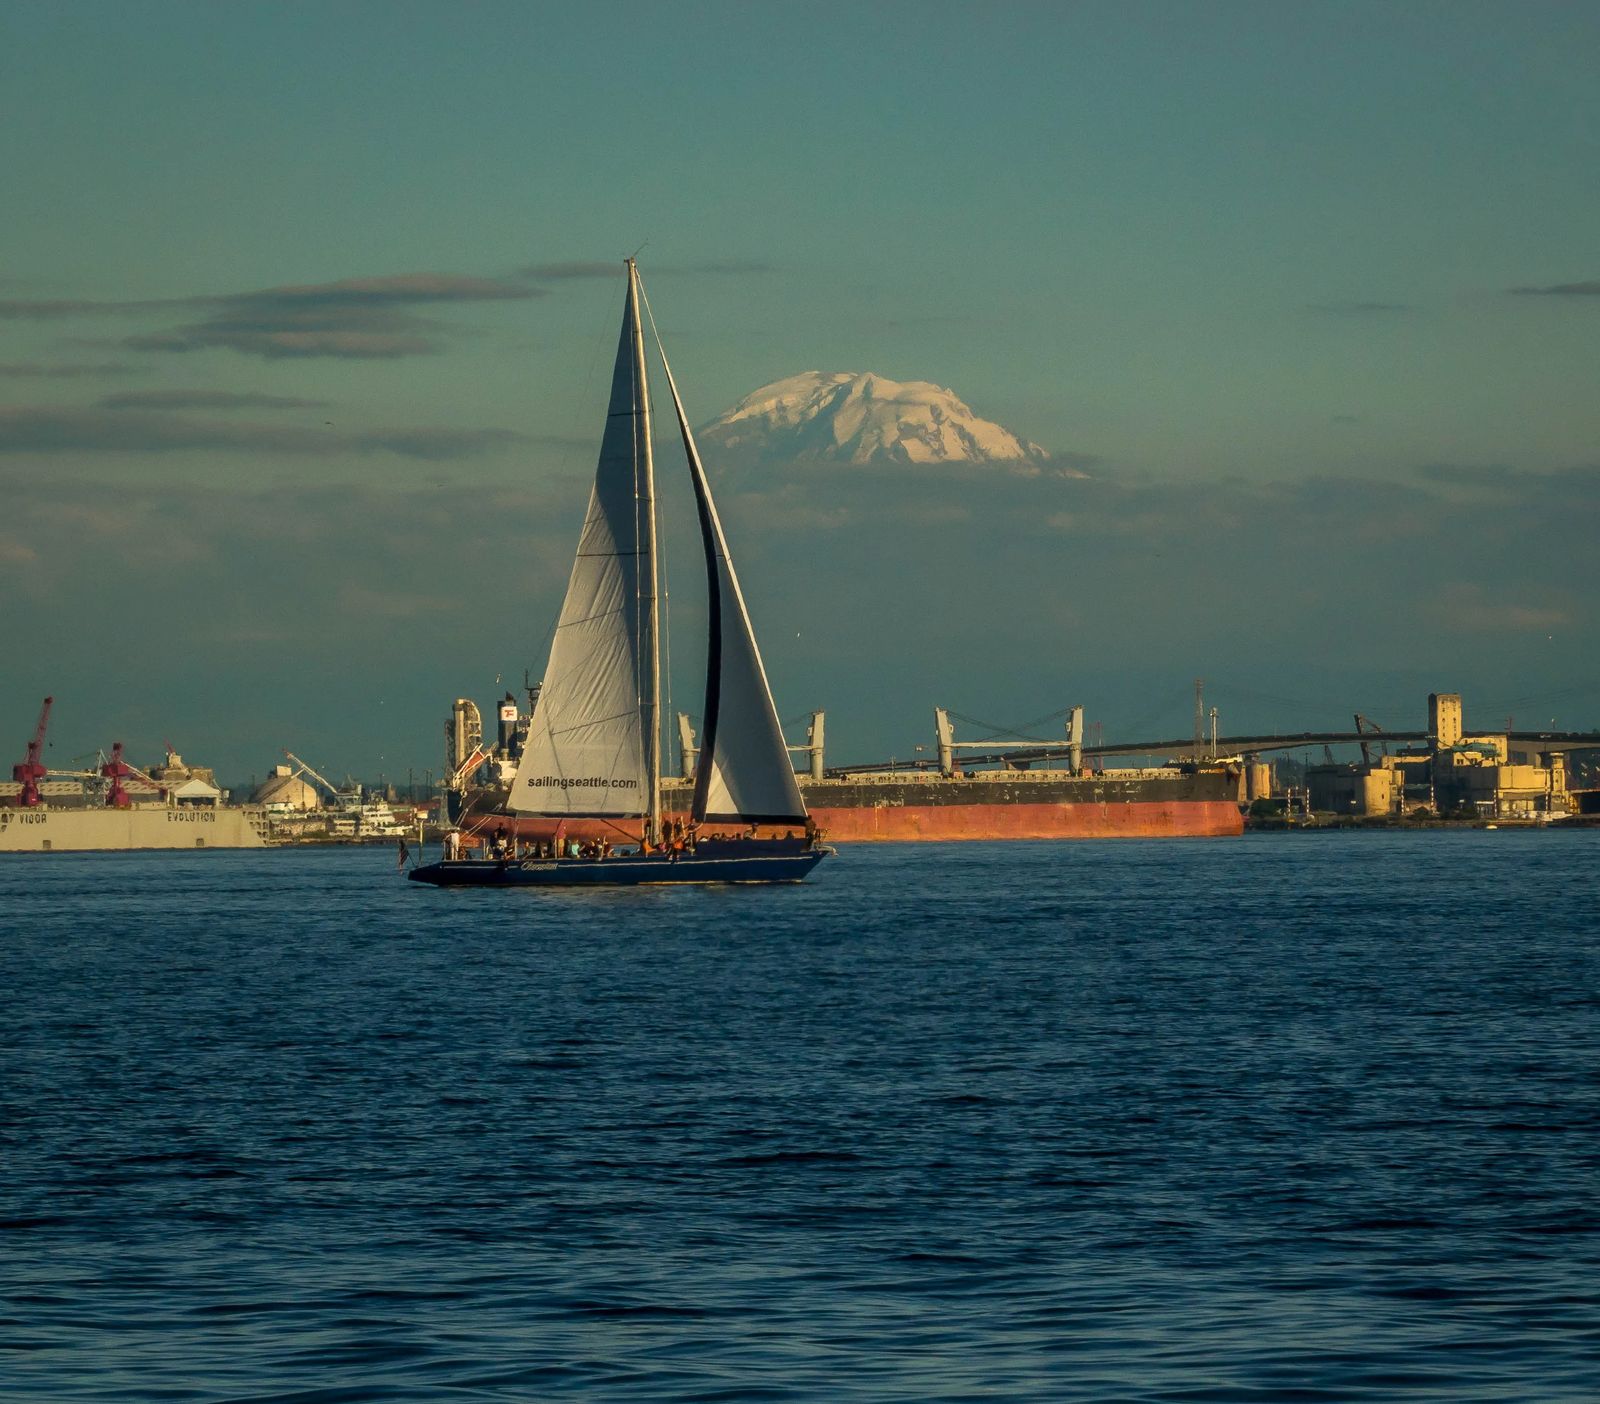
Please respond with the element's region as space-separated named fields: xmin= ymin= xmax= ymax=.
xmin=453 ymin=771 xmax=1244 ymax=844
xmin=803 ymin=798 xmax=1243 ymax=841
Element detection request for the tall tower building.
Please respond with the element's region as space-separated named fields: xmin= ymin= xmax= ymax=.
xmin=1429 ymin=692 xmax=1463 ymax=750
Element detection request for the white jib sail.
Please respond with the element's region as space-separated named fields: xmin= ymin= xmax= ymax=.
xmin=510 ymin=277 xmax=652 ymax=819
xmin=646 ymin=303 xmax=808 ymax=826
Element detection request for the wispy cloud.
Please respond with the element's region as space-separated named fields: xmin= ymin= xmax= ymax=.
xmin=1307 ymin=301 xmax=1414 ymax=315
xmin=1509 ymin=280 xmax=1600 ymax=296
xmin=0 ymin=272 xmax=542 ymax=360
xmin=0 ymin=260 xmax=766 ymax=366
xmin=0 ymin=361 xmax=139 ymax=378
xmin=0 ymin=297 xmax=173 ymax=319
xmin=1416 ymin=461 xmax=1521 ymax=486
xmin=132 ymin=274 xmax=541 ymax=360
xmin=125 ymin=312 xmax=438 ymax=359
xmin=1424 ymin=582 xmax=1571 ymax=634
xmin=1050 ymin=450 xmax=1102 ymax=474
xmin=97 ymin=390 xmax=331 ymax=412
xmin=519 ymin=261 xmax=624 ymax=280
xmin=517 ymin=259 xmax=776 ymax=281
xmin=0 ymin=405 xmax=523 ymax=460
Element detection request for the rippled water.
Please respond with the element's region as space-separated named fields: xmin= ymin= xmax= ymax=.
xmin=2 ymin=831 xmax=1596 ymax=1400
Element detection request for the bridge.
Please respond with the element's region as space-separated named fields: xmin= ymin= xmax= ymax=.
xmin=828 ymin=729 xmax=1600 ymax=777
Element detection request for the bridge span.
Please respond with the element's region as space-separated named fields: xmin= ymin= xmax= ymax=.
xmin=830 ymin=729 xmax=1600 ymax=777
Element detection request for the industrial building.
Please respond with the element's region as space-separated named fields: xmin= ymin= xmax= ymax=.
xmin=1307 ymin=693 xmax=1575 ymax=820
xmin=250 ymin=765 xmax=322 ymax=814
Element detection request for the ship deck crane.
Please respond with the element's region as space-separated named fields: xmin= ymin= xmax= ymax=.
xmin=10 ymin=696 xmax=54 ymax=807
xmin=446 ymin=744 xmax=493 ymax=792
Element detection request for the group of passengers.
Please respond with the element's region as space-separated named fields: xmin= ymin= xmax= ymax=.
xmin=485 ymin=827 xmax=604 ymax=861
xmin=451 ymin=815 xmax=821 ymax=863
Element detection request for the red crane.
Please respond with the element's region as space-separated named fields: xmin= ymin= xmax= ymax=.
xmin=101 ymin=743 xmax=133 ymax=808
xmin=11 ymin=696 xmax=53 ymax=808
xmin=100 ymin=742 xmax=167 ymax=808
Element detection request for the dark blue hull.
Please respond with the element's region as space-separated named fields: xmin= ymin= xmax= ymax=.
xmin=408 ymin=844 xmax=829 ymax=888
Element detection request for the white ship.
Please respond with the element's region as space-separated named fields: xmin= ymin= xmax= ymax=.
xmin=2 ymin=701 xmax=271 ymax=853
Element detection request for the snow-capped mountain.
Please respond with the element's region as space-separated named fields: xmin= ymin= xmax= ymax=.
xmin=698 ymin=371 xmax=1081 ymax=474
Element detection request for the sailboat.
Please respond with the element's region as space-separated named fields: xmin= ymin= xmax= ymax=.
xmin=410 ymin=260 xmax=830 ymax=887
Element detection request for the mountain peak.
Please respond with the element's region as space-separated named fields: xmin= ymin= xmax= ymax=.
xmin=699 ymin=371 xmax=1082 ymax=474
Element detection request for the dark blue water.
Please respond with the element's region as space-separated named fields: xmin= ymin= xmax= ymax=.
xmin=2 ymin=832 xmax=1596 ymax=1401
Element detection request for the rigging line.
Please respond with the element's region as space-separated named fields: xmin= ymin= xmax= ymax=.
xmin=1204 ymin=680 xmax=1340 ymax=716
xmin=552 ymin=604 xmax=630 ymax=628
xmin=948 ymin=705 xmax=1069 ymax=733
xmin=1004 ymin=706 xmax=1074 ymax=736
xmin=579 ymin=275 xmax=622 ymax=432
xmin=946 ymin=706 xmax=1071 ymax=743
xmin=1480 ymin=678 xmax=1600 ymax=712
xmin=636 ymin=276 xmax=701 ymax=790
xmin=540 ymin=710 xmax=644 ymax=736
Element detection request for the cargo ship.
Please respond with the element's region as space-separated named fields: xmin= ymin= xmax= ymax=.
xmin=442 ymin=695 xmax=1244 ymax=843
xmin=448 ymin=770 xmax=1241 ymax=844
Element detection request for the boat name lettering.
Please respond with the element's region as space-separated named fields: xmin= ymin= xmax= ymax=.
xmin=166 ymin=810 xmax=216 ymax=822
xmin=524 ymin=776 xmax=639 ymax=791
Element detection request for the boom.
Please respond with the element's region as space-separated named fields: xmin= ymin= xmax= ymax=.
xmin=284 ymin=750 xmax=360 ymax=810
xmin=10 ymin=696 xmax=54 ymax=808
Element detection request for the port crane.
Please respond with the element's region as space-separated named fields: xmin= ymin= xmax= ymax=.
xmin=100 ymin=742 xmax=168 ymax=808
xmin=283 ymin=750 xmax=360 ymax=811
xmin=10 ymin=696 xmax=54 ymax=807
xmin=42 ymin=742 xmax=167 ymax=809
xmin=1352 ymin=713 xmax=1389 ymax=766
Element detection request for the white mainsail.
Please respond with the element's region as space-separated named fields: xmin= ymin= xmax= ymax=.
xmin=646 ymin=300 xmax=809 ymax=826
xmin=510 ymin=268 xmax=656 ymax=820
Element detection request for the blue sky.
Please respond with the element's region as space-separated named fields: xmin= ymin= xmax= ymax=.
xmin=3 ymin=1 xmax=1598 ymax=779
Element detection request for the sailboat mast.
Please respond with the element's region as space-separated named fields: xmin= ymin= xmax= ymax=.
xmin=628 ymin=259 xmax=662 ymax=844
